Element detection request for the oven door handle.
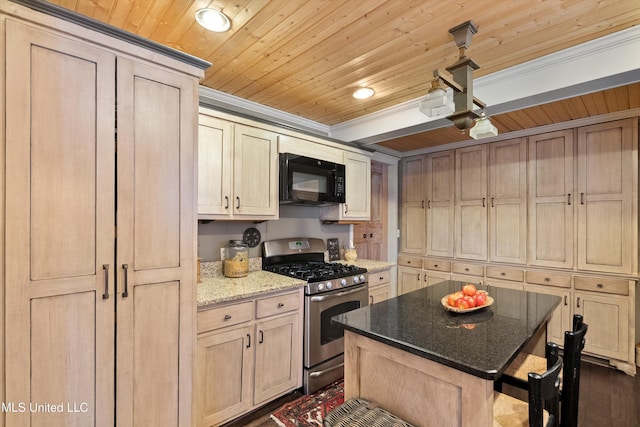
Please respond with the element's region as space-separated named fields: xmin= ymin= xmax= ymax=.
xmin=309 ymin=362 xmax=345 ymax=378
xmin=309 ymin=285 xmax=366 ymax=301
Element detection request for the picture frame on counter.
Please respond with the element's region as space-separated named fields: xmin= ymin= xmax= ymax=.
xmin=327 ymin=238 xmax=340 ymax=261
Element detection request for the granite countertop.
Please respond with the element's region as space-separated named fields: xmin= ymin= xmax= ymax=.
xmin=197 ymin=258 xmax=394 ymax=307
xmin=197 ymin=271 xmax=305 ymax=306
xmin=332 ymin=280 xmax=560 ymax=380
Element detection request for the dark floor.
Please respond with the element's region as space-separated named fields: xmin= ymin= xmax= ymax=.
xmin=222 ymin=361 xmax=640 ymax=427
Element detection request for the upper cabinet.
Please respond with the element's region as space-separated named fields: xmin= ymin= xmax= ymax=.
xmin=528 ymin=129 xmax=575 ymax=269
xmin=320 ymin=151 xmax=371 ymax=221
xmin=400 ymin=155 xmax=427 ymax=254
xmin=455 ymin=144 xmax=488 ymax=261
xmin=577 ymin=119 xmax=638 ymax=274
xmin=426 ymin=151 xmax=455 ymax=257
xmin=198 ymin=109 xmax=279 ymax=221
xmin=488 ymin=138 xmax=527 ymax=264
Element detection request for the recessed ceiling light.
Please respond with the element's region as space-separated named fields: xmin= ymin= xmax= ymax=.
xmin=195 ymin=8 xmax=231 ymax=32
xmin=353 ymin=87 xmax=375 ymax=99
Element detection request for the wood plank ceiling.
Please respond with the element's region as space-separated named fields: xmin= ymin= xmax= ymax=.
xmin=46 ymin=0 xmax=640 ymax=152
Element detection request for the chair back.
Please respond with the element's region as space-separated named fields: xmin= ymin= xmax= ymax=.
xmin=528 ymin=342 xmax=562 ymax=427
xmin=560 ymin=315 xmax=588 ymax=427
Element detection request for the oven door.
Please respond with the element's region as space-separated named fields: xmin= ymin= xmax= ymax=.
xmin=304 ymin=284 xmax=368 ymax=368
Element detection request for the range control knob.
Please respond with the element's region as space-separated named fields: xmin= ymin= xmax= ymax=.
xmin=359 ymin=274 xmax=366 ymax=282
xmin=340 ymin=279 xmax=347 ymax=287
xmin=353 ymin=276 xmax=361 ymax=284
xmin=326 ymin=281 xmax=333 ymax=290
xmin=317 ymin=283 xmax=325 ymax=291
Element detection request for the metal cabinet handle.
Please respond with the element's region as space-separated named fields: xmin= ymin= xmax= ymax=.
xmin=567 ymin=193 xmax=572 ymax=205
xmin=277 ymin=302 xmax=285 ymax=308
xmin=236 ymin=196 xmax=240 ymax=209
xmin=102 ymin=264 xmax=110 ymax=299
xmin=491 ymin=197 xmax=495 ymax=207
xmin=258 ymin=330 xmax=264 ymax=344
xmin=363 ymin=233 xmax=367 ymax=238
xmin=482 ymin=197 xmax=486 ymax=208
xmin=421 ymin=200 xmax=425 ymax=209
xmin=122 ymin=264 xmax=129 ymax=298
xmin=576 ymin=297 xmax=581 ymax=308
xmin=370 ymin=295 xmax=374 ymax=304
xmin=580 ymin=193 xmax=585 ymax=205
xmin=427 ymin=200 xmax=431 ymax=209
xmin=564 ymin=296 xmax=568 ymax=306
xmin=246 ymin=334 xmax=251 ymax=348
xmin=224 ymin=314 xmax=232 ymax=320
xmin=224 ymin=196 xmax=229 ymax=209
xmin=344 ymin=204 xmax=349 ymax=214
xmin=369 ymin=233 xmax=373 ymax=238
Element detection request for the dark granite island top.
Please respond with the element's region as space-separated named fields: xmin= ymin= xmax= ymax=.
xmin=332 ymin=280 xmax=561 ymax=381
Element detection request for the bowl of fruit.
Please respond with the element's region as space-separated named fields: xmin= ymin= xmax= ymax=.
xmin=441 ymin=283 xmax=493 ymax=314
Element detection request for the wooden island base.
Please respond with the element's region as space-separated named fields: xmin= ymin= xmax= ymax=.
xmin=343 ymin=330 xmax=494 ymax=427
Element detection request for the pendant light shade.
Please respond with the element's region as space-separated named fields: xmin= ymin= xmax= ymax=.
xmin=419 ymin=87 xmax=454 ymax=116
xmin=469 ymin=113 xmax=498 ymax=139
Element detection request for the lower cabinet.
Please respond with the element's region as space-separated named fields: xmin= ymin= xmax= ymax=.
xmin=396 ymin=253 xmax=638 ymax=375
xmin=368 ymin=269 xmax=392 ymax=304
xmin=196 ymin=289 xmax=303 ymax=426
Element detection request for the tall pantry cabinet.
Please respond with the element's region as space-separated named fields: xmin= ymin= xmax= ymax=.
xmin=1 ymin=2 xmax=208 ymax=427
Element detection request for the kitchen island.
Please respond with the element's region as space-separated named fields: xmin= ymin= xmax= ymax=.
xmin=332 ymin=280 xmax=560 ymax=427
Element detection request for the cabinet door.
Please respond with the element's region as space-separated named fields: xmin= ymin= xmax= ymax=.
xmin=198 ymin=114 xmax=233 ymax=218
xmin=233 ymin=124 xmax=279 ymax=217
xmin=5 ymin=21 xmax=116 ymax=427
xmin=344 ymin=151 xmax=372 ymax=219
xmin=116 ymin=58 xmax=196 ymax=427
xmin=369 ymin=284 xmax=392 ymax=305
xmin=400 ymin=155 xmax=426 ymax=253
xmin=397 ymin=266 xmax=424 ymax=295
xmin=426 ymin=150 xmax=454 ymax=257
xmin=574 ymin=291 xmax=629 ymax=360
xmin=577 ymin=119 xmax=637 ymax=274
xmin=489 ymin=138 xmax=527 ymax=264
xmin=254 ymin=314 xmax=301 ymax=405
xmin=197 ymin=326 xmax=254 ymax=427
xmin=525 ymin=284 xmax=572 ymax=346
xmin=455 ymin=145 xmax=488 ymax=260
xmin=528 ymin=130 xmax=575 ymax=269
xmin=354 ymin=161 xmax=388 ymax=260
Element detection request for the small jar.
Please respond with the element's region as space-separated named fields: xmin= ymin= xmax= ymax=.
xmin=223 ymin=240 xmax=249 ymax=278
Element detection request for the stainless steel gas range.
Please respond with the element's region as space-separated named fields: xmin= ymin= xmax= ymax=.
xmin=262 ymin=238 xmax=368 ymax=394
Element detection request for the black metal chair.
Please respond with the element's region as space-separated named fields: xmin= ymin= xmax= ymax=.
xmin=497 ymin=314 xmax=588 ymax=427
xmin=494 ymin=341 xmax=563 ymax=427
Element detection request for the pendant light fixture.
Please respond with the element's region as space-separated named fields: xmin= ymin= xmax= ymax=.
xmin=420 ymin=20 xmax=498 ymax=139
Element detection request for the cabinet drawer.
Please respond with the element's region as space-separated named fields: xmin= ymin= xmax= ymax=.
xmin=423 ymin=258 xmax=451 ymax=272
xmin=452 ymin=262 xmax=484 ymax=277
xmin=198 ymin=301 xmax=253 ymax=333
xmin=574 ymin=276 xmax=629 ymax=296
xmin=256 ymin=291 xmax=299 ymax=318
xmin=526 ymin=271 xmax=571 ymax=288
xmin=486 ymin=266 xmax=524 ymax=282
xmin=398 ymin=255 xmax=423 ymax=268
xmin=368 ymin=270 xmax=391 ymax=287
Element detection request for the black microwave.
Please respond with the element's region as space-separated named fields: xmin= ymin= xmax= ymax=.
xmin=279 ymin=153 xmax=346 ymax=205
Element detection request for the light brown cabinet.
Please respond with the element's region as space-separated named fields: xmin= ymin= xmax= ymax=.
xmin=488 ymin=138 xmax=527 ymax=264
xmin=426 ymin=150 xmax=455 ymax=257
xmin=354 ymin=161 xmax=388 ymax=260
xmin=400 ymin=155 xmax=427 ymax=254
xmin=368 ymin=269 xmax=392 ymax=304
xmin=198 ymin=110 xmax=279 ymax=220
xmin=577 ymin=119 xmax=638 ymax=274
xmin=455 ymin=144 xmax=488 ymax=260
xmin=196 ymin=289 xmax=303 ymax=426
xmin=2 ymin=6 xmax=203 ymax=427
xmin=527 ymin=129 xmax=575 ymax=269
